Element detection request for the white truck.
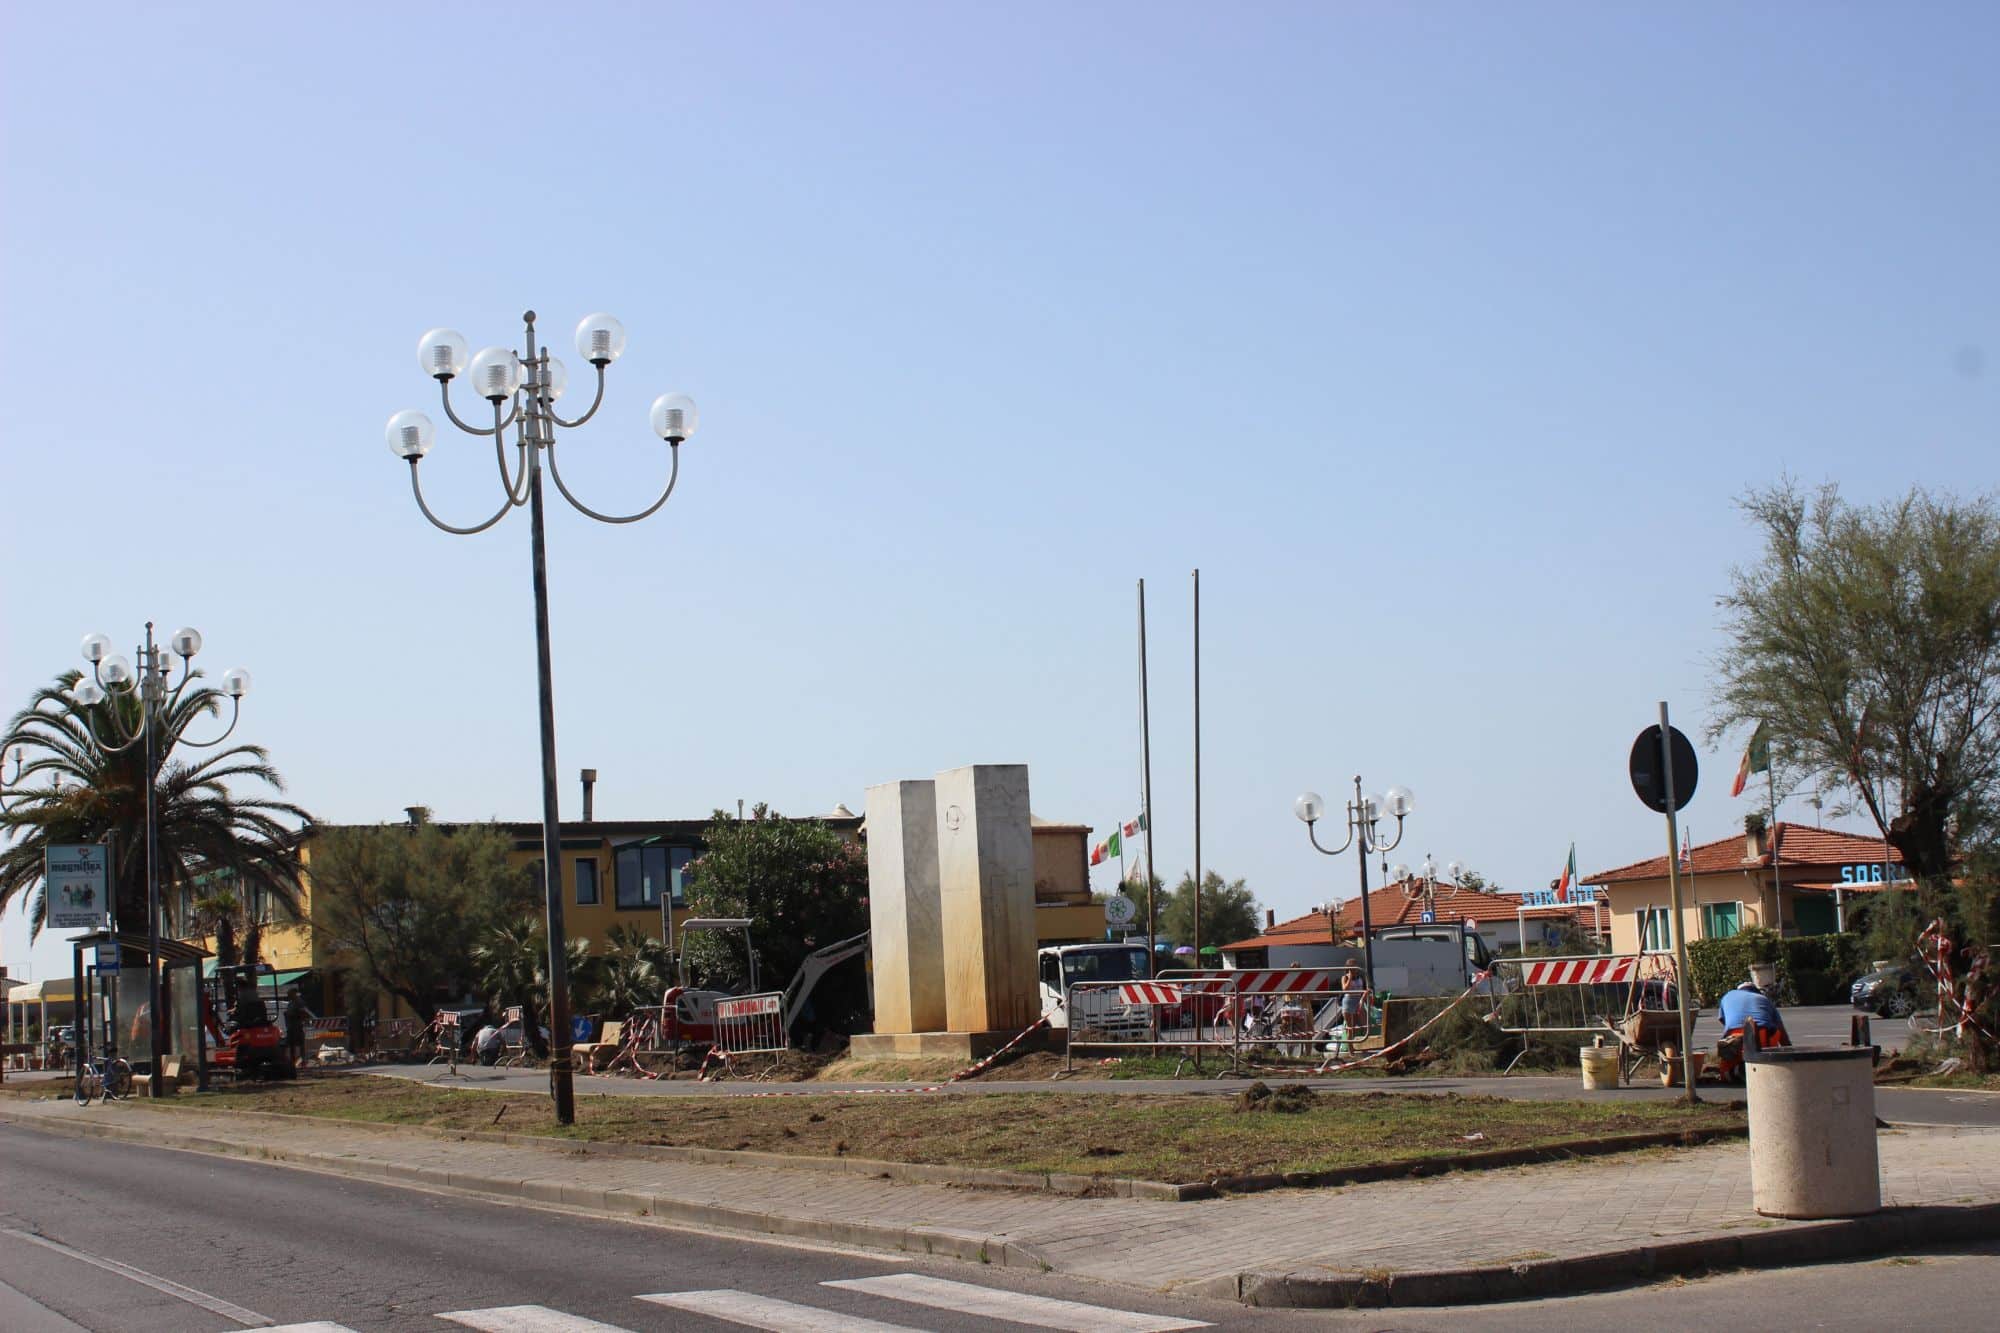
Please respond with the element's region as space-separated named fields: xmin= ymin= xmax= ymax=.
xmin=1037 ymin=941 xmax=1155 ymax=1036
xmin=1323 ymin=923 xmax=1510 ymax=999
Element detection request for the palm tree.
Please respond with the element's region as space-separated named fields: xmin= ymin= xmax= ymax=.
xmin=1 ymin=670 xmax=309 ymax=939
xmin=472 ymin=918 xmax=597 ymax=1056
xmin=594 ymin=923 xmax=671 ymax=1018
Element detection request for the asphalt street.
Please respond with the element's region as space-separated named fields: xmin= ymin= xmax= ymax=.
xmin=3 ymin=1121 xmax=1997 ymax=1331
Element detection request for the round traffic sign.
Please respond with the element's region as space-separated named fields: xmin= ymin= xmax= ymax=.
xmin=1104 ymin=893 xmax=1137 ymax=926
xmin=1629 ymin=724 xmax=1699 ymax=813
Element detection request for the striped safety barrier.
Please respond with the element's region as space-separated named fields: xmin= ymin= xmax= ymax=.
xmin=1117 ymin=982 xmax=1183 ymax=1005
xmin=1522 ymin=956 xmax=1637 ymax=986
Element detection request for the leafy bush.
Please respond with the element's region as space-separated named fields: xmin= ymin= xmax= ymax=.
xmin=1688 ymin=930 xmax=1870 ymax=1006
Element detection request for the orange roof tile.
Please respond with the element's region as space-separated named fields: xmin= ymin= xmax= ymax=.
xmin=1222 ymin=882 xmax=1604 ymax=951
xmin=1585 ymin=821 xmax=1901 ymax=885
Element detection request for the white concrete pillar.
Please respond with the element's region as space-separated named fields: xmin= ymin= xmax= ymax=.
xmin=935 ymin=764 xmax=1038 ymax=1033
xmin=1747 ymin=1048 xmax=1881 ymax=1218
xmin=864 ymin=780 xmax=947 ymax=1035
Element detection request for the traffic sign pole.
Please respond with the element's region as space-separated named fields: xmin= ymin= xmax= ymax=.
xmin=1658 ymin=701 xmax=1700 ymax=1103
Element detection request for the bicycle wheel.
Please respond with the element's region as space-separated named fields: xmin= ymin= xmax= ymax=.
xmin=104 ymin=1059 xmax=134 ymax=1100
xmin=1908 ymin=1011 xmax=1946 ymax=1041
xmin=74 ymin=1063 xmax=98 ymax=1106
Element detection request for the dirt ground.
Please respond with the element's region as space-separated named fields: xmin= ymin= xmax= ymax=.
xmin=100 ymin=1072 xmax=1744 ymax=1185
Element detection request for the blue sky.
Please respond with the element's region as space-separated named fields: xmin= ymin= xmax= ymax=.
xmin=3 ymin=4 xmax=1993 ymax=977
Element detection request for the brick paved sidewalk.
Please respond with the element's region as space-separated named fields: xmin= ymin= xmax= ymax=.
xmin=3 ymin=1097 xmax=1995 ymax=1306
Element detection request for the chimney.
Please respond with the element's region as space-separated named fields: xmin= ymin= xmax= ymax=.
xmin=580 ymin=769 xmax=597 ymax=823
xmin=1744 ymin=814 xmax=1768 ymax=861
xmin=1266 ymin=909 xmax=1276 ymax=929
xmin=404 ymin=805 xmax=430 ymax=827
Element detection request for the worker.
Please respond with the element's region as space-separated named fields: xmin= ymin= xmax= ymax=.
xmin=1715 ymin=978 xmax=1790 ymax=1082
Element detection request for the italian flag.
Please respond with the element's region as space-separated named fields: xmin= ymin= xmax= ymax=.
xmin=1555 ymin=843 xmax=1577 ymax=902
xmin=1732 ymin=723 xmax=1771 ymax=798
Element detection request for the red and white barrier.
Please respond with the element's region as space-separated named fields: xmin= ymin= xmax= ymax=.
xmin=1522 ymin=956 xmax=1636 ymax=986
xmin=1118 ymin=982 xmax=1183 ymax=1005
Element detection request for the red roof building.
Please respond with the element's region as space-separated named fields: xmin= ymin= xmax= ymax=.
xmin=1585 ymin=821 xmax=1905 ymax=954
xmin=1220 ymin=880 xmax=1607 ymax=968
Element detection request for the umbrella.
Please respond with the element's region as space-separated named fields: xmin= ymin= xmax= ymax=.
xmin=1199 ymin=946 xmax=1220 ymax=956
xmin=1173 ymin=945 xmax=1195 ymax=956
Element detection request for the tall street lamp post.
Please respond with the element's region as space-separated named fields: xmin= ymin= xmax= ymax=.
xmin=72 ymin=625 xmax=251 ymax=1097
xmin=385 ymin=311 xmax=698 ymax=1126
xmin=1294 ymin=777 xmax=1413 ymax=994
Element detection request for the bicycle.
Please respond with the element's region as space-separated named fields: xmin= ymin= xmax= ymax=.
xmin=74 ymin=1053 xmax=134 ymax=1105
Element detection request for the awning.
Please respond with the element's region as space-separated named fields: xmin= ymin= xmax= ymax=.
xmin=200 ymin=962 xmax=311 ymax=985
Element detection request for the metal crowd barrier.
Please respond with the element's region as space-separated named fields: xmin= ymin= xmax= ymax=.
xmin=1062 ymin=969 xmax=1376 ymax=1069
xmin=1487 ymin=952 xmax=1680 ymax=1042
xmin=712 ymin=991 xmax=788 ymax=1058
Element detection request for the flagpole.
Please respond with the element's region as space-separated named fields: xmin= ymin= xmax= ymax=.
xmin=1769 ymin=759 xmax=1799 ymax=929
xmin=1191 ymin=567 xmax=1202 ymax=965
xmin=1137 ymin=579 xmax=1158 ymax=975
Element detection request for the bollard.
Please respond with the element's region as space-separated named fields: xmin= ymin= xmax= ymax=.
xmin=1850 ymin=1012 xmax=1872 ymax=1048
xmin=1746 ymin=1048 xmax=1881 ymax=1218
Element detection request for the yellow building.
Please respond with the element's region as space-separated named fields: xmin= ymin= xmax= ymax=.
xmin=1588 ymin=821 xmax=1907 ymax=955
xmin=176 ymin=804 xmax=1106 ymax=1020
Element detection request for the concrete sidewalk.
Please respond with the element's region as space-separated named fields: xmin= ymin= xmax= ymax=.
xmin=2 ymin=1095 xmax=1996 ymax=1308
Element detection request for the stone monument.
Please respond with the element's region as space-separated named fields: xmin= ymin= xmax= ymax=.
xmin=935 ymin=763 xmax=1039 ymax=1034
xmin=862 ymin=779 xmax=946 ymax=1035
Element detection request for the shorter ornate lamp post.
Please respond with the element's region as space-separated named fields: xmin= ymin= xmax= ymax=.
xmin=1294 ymin=777 xmax=1413 ymax=994
xmin=73 ymin=625 xmax=251 ymax=1097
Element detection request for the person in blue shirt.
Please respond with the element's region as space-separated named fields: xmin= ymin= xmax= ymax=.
xmin=1717 ymin=980 xmax=1788 ymax=1043
xmin=1715 ymin=979 xmax=1789 ymax=1083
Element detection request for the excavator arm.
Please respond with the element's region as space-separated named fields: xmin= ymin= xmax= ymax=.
xmin=782 ymin=930 xmax=870 ymax=1032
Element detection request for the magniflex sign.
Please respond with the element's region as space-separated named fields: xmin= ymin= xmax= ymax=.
xmin=1839 ymin=863 xmax=1909 ymax=884
xmin=45 ymin=843 xmax=111 ymax=930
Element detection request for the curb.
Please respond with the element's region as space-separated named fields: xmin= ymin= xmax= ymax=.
xmin=1196 ymin=1201 xmax=2000 ymax=1308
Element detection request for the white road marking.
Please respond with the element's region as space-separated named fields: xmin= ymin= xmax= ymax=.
xmin=824 ymin=1273 xmax=1212 ymax=1332
xmin=435 ymin=1307 xmax=634 ymax=1332
xmin=639 ymin=1289 xmax=921 ymax=1331
xmin=0 ymin=1227 xmax=272 ymax=1327
xmin=265 ymin=1325 xmax=359 ymax=1332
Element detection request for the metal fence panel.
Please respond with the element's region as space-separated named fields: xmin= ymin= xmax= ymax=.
xmin=713 ymin=991 xmax=787 ymax=1056
xmin=1488 ymin=953 xmax=1680 ymax=1037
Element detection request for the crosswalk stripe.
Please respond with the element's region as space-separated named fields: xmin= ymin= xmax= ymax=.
xmin=435 ymin=1307 xmax=633 ymax=1332
xmin=823 ymin=1274 xmax=1211 ymax=1332
xmin=265 ymin=1325 xmax=360 ymax=1332
xmin=639 ymin=1290 xmax=921 ymax=1331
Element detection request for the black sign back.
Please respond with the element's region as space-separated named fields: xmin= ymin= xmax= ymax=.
xmin=1629 ymin=724 xmax=1698 ymax=813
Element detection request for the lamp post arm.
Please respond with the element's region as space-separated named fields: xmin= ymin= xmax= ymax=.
xmin=1306 ymin=819 xmax=1356 ymax=857
xmin=440 ymin=378 xmax=522 ymax=437
xmin=1372 ymin=817 xmax=1408 ymax=855
xmin=543 ymin=363 xmax=607 ymax=429
xmin=494 ymin=398 xmax=531 ymax=506
xmin=79 ymin=677 xmax=147 ymax=753
xmin=544 ymin=440 xmax=680 ymax=525
xmin=407 ymin=461 xmax=516 ymax=536
xmin=172 ymin=694 xmax=242 ymax=750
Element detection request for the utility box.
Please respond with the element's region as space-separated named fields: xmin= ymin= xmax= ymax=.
xmin=1746 ymin=1047 xmax=1881 ymax=1218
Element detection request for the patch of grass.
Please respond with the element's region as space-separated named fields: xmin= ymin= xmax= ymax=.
xmin=128 ymin=1069 xmax=1744 ymax=1185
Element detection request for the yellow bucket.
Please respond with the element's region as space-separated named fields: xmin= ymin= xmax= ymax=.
xmin=1579 ymin=1045 xmax=1620 ymax=1091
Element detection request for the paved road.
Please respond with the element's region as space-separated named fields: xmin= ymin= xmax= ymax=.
xmin=4 ymin=1121 xmax=1997 ymax=1331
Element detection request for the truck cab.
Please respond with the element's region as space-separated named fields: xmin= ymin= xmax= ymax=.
xmin=1037 ymin=942 xmax=1153 ymax=1031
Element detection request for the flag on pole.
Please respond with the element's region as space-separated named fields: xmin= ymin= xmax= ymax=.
xmin=1089 ymin=841 xmax=1109 ymax=866
xmin=1731 ymin=723 xmax=1771 ymax=797
xmin=1679 ymin=829 xmax=1692 ymax=874
xmin=1554 ymin=843 xmax=1577 ymax=902
xmin=1107 ymin=830 xmax=1122 ymax=860
xmin=1122 ymin=814 xmax=1144 ymax=839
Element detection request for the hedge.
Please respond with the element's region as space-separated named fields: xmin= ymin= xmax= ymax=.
xmin=1687 ymin=930 xmax=1871 ymax=1006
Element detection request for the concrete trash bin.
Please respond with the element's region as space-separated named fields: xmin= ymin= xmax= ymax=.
xmin=1746 ymin=1047 xmax=1881 ymax=1218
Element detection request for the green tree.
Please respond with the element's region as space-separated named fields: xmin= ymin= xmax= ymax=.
xmin=681 ymin=805 xmax=868 ymax=1001
xmin=1160 ymin=871 xmax=1261 ymax=955
xmin=311 ymin=820 xmax=535 ymax=1025
xmin=1 ymin=670 xmax=308 ymax=937
xmin=1711 ymin=480 xmax=2000 ymax=1066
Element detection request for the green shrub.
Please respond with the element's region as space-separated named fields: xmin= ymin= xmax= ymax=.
xmin=1689 ymin=930 xmax=1867 ymax=1006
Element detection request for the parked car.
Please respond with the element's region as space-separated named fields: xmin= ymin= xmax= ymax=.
xmin=1850 ymin=964 xmax=1920 ymax=1017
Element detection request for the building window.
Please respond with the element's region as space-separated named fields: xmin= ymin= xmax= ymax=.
xmin=1701 ymin=902 xmax=1741 ymax=940
xmin=614 ymin=845 xmax=695 ymax=910
xmin=1639 ymin=907 xmax=1675 ymax=952
xmin=576 ymin=858 xmax=600 ymax=907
